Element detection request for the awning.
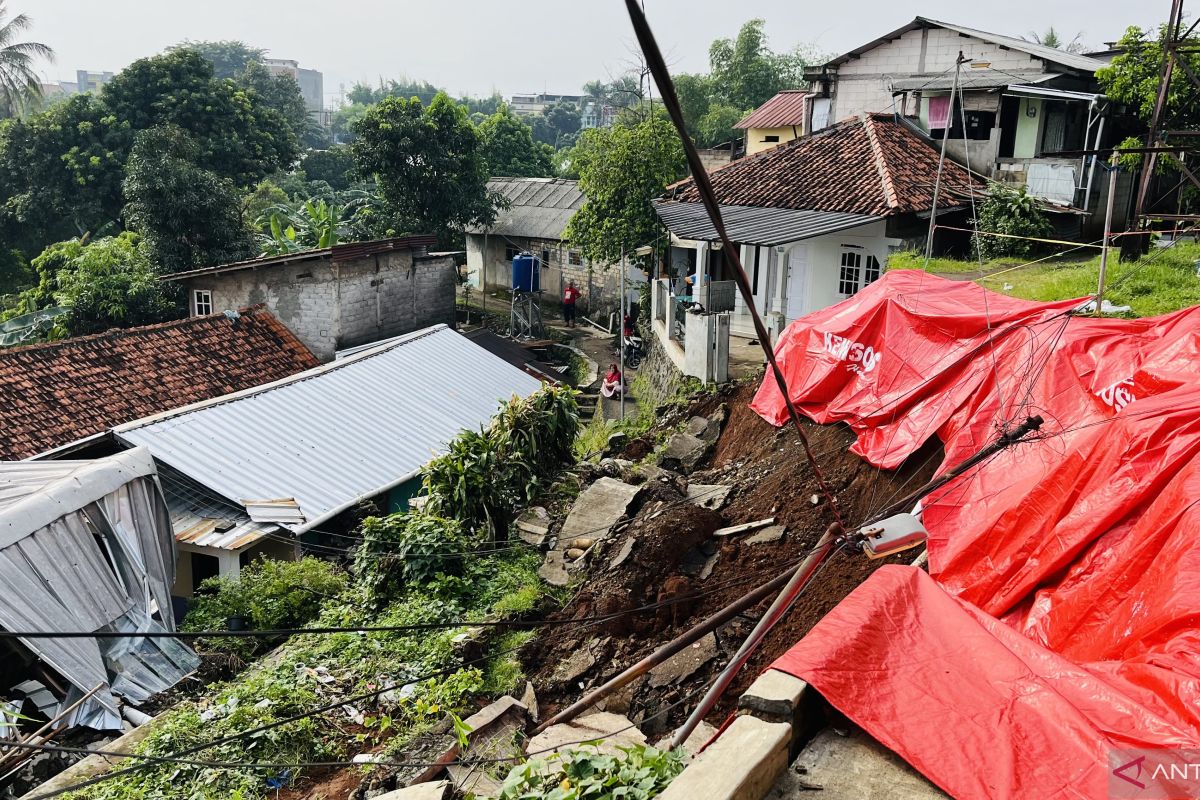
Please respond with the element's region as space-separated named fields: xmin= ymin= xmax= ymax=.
xmin=653 ymin=201 xmax=880 ymax=247
xmin=889 ymin=71 xmax=1060 ymax=92
xmin=1002 ymin=83 xmax=1103 ymax=102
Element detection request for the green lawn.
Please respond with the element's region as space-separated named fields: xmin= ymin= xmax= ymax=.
xmin=887 ymin=244 xmax=1200 ymax=318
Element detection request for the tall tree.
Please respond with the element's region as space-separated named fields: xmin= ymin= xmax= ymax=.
xmin=123 ymin=125 xmax=255 ymax=272
xmin=102 ymin=49 xmax=298 ymax=188
xmin=530 ymin=101 xmax=581 ymax=146
xmin=0 ymin=2 xmax=53 ymax=118
xmin=351 ymin=93 xmax=497 ymax=244
xmin=708 ymin=19 xmax=808 ymax=110
xmin=170 ymin=39 xmax=265 ymax=79
xmin=563 ymin=115 xmax=686 ymax=263
xmin=479 ymin=104 xmax=554 ymax=177
xmin=301 ymin=145 xmax=356 ymax=190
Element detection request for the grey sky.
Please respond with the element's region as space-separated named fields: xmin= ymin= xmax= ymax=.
xmin=26 ymin=0 xmax=1160 ymax=105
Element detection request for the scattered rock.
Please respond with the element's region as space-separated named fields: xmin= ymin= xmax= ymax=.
xmin=685 ymin=415 xmax=721 ymax=445
xmin=659 ymin=432 xmax=709 ymax=474
xmin=526 ymin=712 xmax=647 ymax=758
xmin=521 ymin=682 xmax=539 ymax=723
xmin=745 ymin=524 xmax=786 ymax=546
xmin=698 ymin=551 xmax=719 ymax=580
xmin=560 ymin=478 xmax=642 ymax=543
xmin=595 ymin=675 xmax=645 ymax=715
xmin=565 ymin=547 xmax=586 ymax=561
xmin=647 ymin=633 xmax=719 ymax=688
xmin=539 ymin=550 xmax=569 ymax=587
xmin=517 ymin=506 xmax=552 ymax=547
xmin=552 ymin=647 xmax=598 ymax=685
xmin=686 ymin=483 xmax=732 ymax=511
xmin=604 ymin=431 xmax=629 ymax=456
xmin=373 ymin=780 xmax=453 ymax=800
xmin=570 ymin=537 xmax=595 ymax=550
xmin=609 ymin=537 xmax=636 ymax=569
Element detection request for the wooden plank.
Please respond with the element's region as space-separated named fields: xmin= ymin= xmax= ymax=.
xmin=712 ymin=517 xmax=776 ymax=537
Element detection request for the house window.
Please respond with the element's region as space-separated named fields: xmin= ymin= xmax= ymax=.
xmin=763 ymin=135 xmax=780 ymax=143
xmin=541 ymin=248 xmax=552 ymax=265
xmin=504 ymin=244 xmax=521 ymax=262
xmin=864 ymin=255 xmax=881 ymax=285
xmin=838 ymin=250 xmax=863 ymax=296
xmin=568 ymin=250 xmax=583 ymax=266
xmin=193 ymin=289 xmax=213 ymax=316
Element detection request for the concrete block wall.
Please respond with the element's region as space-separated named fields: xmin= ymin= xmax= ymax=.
xmin=465 ymin=233 xmax=622 ymax=312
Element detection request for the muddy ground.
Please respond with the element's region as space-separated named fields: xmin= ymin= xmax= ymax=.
xmin=521 ymin=381 xmax=943 ymax=736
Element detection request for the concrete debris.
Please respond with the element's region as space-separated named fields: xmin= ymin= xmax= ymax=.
xmin=604 ymin=431 xmax=629 ymax=455
xmin=516 ymin=506 xmax=552 ymax=547
xmin=538 ymin=549 xmax=569 ymax=587
xmin=745 ymin=525 xmax=786 ymax=546
xmin=526 ymin=711 xmax=647 ymax=758
xmin=686 ymin=483 xmax=732 ymax=511
xmin=779 ymin=728 xmax=948 ymax=799
xmin=610 ymin=537 xmax=636 ymax=569
xmin=698 ymin=551 xmax=720 ymax=580
xmin=560 ymin=478 xmax=641 ymax=543
xmin=685 ymin=415 xmax=721 ymax=445
xmin=713 ymin=517 xmax=776 ymax=537
xmin=647 ymin=633 xmax=718 ymax=688
xmin=659 ymin=432 xmax=709 ymax=474
xmin=552 ymin=646 xmax=598 ymax=685
xmin=595 ymin=675 xmax=644 ymax=715
xmin=372 ymin=780 xmax=453 ymax=800
xmin=449 ymin=696 xmax=530 ymax=798
xmin=460 ymin=695 xmax=528 ymax=735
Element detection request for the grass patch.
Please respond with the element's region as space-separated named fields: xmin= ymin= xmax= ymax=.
xmin=887 ymin=243 xmax=1200 ymax=318
xmin=481 ymin=630 xmax=537 ymax=696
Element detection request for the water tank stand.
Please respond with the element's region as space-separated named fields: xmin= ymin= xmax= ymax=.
xmin=510 ymin=291 xmax=544 ymax=340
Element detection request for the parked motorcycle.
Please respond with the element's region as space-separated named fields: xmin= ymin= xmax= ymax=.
xmin=623 ymin=333 xmax=644 ymax=369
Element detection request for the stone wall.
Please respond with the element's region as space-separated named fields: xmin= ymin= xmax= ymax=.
xmin=179 ymin=251 xmax=456 ymax=361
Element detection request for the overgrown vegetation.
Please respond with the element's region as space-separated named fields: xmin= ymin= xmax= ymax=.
xmin=422 ymin=385 xmax=579 ymax=536
xmin=498 ymin=744 xmax=685 ymax=800
xmin=972 ymin=183 xmax=1053 ymax=260
xmin=354 ymin=513 xmax=469 ymax=608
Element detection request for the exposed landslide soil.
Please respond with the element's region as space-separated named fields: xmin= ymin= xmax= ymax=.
xmin=521 ymin=381 xmax=943 ymax=736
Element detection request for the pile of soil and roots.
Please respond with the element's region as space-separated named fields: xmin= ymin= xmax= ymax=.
xmin=522 ymin=382 xmax=943 ymax=735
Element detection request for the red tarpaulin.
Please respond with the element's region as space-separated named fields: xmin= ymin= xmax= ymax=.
xmin=754 ymin=271 xmax=1200 ymax=798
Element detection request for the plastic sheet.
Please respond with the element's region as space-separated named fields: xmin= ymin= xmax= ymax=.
xmin=756 ymin=271 xmax=1200 ymax=798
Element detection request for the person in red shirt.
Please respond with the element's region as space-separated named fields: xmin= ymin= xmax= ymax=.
xmin=601 ymin=363 xmax=624 ymax=398
xmin=563 ymin=281 xmax=581 ymax=327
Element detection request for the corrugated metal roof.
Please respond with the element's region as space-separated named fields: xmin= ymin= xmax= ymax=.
xmin=654 ymin=201 xmax=880 ymax=246
xmin=467 ymin=178 xmax=584 ymax=239
xmin=737 ymin=91 xmax=809 ymax=129
xmin=159 ymin=466 xmax=279 ymax=551
xmin=162 ymin=235 xmax=438 ymax=281
xmin=114 ymin=325 xmax=543 ymax=533
xmin=889 ymin=71 xmax=1060 ymax=92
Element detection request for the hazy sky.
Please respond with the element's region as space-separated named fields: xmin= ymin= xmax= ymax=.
xmin=26 ymin=0 xmax=1160 ymax=105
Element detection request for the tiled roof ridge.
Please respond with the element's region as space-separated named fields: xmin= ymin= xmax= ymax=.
xmin=861 ymin=114 xmax=901 ymax=211
xmin=0 ymin=306 xmax=270 ymax=358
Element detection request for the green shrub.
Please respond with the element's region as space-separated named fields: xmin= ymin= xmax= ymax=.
xmin=972 ymin=183 xmax=1053 ymax=260
xmin=498 ymin=744 xmax=686 ymax=800
xmin=422 ymin=385 xmax=579 ymax=536
xmin=354 ymin=513 xmax=468 ymax=607
xmin=182 ymin=557 xmax=348 ymax=656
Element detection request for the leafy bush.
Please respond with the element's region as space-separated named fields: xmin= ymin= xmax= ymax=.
xmin=972 ymin=183 xmax=1053 ymax=260
xmin=183 ymin=557 xmax=349 ymax=656
xmin=422 ymin=385 xmax=579 ymax=536
xmin=354 ymin=513 xmax=468 ymax=607
xmin=498 ymin=745 xmax=686 ymax=800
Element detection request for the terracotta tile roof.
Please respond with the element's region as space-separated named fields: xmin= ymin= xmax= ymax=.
xmin=668 ymin=113 xmax=981 ymax=217
xmin=736 ymin=90 xmax=809 ymax=129
xmin=0 ymin=309 xmax=320 ymax=460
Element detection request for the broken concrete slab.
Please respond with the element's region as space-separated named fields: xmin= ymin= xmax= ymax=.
xmin=659 ymin=432 xmax=709 ymax=474
xmin=373 ymin=780 xmax=453 ymax=800
xmin=659 ymin=715 xmax=790 ymax=800
xmin=538 ymin=549 xmax=569 ymax=587
xmin=698 ymin=551 xmax=719 ymax=580
xmin=516 ymin=506 xmax=552 ymax=546
xmin=686 ymin=483 xmax=732 ymax=511
xmin=552 ymin=644 xmax=599 ymax=686
xmin=739 ymin=669 xmax=808 ymax=724
xmin=656 ymin=720 xmax=718 ymax=759
xmin=461 ymin=695 xmax=528 ymax=735
xmin=746 ymin=525 xmax=786 ymax=546
xmin=560 ymin=478 xmax=641 ymax=543
xmin=526 ymin=712 xmax=647 ymax=758
xmin=685 ymin=415 xmax=721 ymax=445
xmin=450 ymin=696 xmax=529 ymax=799
xmin=773 ymin=728 xmax=947 ymax=799
xmin=521 ymin=682 xmax=539 ymax=723
xmin=648 ymin=633 xmax=718 ymax=688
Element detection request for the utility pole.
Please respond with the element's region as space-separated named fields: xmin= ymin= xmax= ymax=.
xmin=923 ymin=52 xmax=964 ymax=266
xmin=619 ymin=244 xmax=626 ymax=421
xmin=1096 ymin=157 xmax=1120 ymax=315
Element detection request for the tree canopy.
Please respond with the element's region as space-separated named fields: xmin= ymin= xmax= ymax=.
xmin=479 ymin=104 xmax=554 ymax=177
xmin=563 ymin=115 xmax=686 ymax=264
xmin=169 ymin=39 xmax=265 ymax=79
xmin=122 ymin=125 xmax=255 ymax=273
xmin=0 ymin=2 xmax=52 ymax=118
xmin=351 ymin=93 xmax=498 ymax=245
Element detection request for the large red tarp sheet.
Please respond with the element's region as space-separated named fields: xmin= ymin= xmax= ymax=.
xmin=752 ymin=270 xmax=1200 ymax=798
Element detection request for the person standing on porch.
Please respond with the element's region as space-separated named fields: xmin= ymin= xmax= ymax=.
xmin=563 ymin=281 xmax=581 ymax=327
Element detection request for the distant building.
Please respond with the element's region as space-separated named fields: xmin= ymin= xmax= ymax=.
xmin=75 ymin=70 xmax=114 ymax=94
xmin=736 ymin=90 xmax=809 ymax=155
xmin=508 ymin=92 xmax=586 ymax=117
xmin=263 ymin=57 xmax=324 ymax=115
xmin=163 ymin=236 xmax=457 ymax=362
xmin=580 ymin=100 xmax=616 ymax=129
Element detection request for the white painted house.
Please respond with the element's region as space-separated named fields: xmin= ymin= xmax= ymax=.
xmin=652 ymin=113 xmax=980 ymax=347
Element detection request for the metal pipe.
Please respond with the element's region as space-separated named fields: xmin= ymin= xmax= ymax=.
xmin=1082 ymin=114 xmax=1106 ymax=214
xmin=1096 ymin=161 xmax=1120 ymax=315
xmin=531 ymin=563 xmax=803 ymax=735
xmin=670 ymin=524 xmax=840 ymax=747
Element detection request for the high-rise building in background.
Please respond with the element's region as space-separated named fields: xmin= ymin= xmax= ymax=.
xmin=74 ymin=70 xmax=114 ymax=94
xmin=263 ymin=58 xmax=324 ymax=117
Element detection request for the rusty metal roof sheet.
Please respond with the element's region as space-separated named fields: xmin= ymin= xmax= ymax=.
xmin=736 ymin=91 xmax=809 ymax=129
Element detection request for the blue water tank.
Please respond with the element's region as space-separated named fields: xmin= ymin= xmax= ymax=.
xmin=512 ymin=252 xmax=541 ymax=292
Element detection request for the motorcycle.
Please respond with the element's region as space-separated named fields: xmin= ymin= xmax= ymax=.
xmin=622 ymin=332 xmax=644 ymax=369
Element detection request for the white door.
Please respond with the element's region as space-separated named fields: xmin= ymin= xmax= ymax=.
xmin=785 ymin=247 xmax=810 ymax=321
